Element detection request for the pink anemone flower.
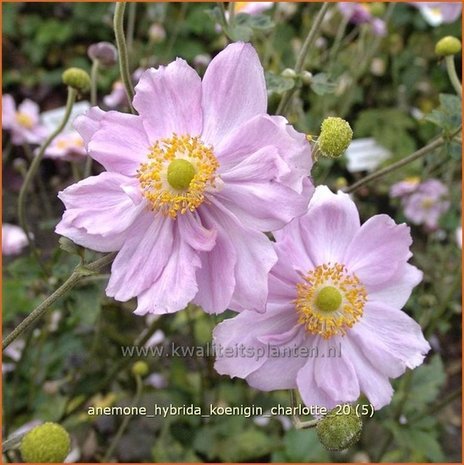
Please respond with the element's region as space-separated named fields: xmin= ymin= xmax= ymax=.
xmin=43 ymin=130 xmax=86 ymax=162
xmin=2 ymin=95 xmax=48 ymax=145
xmin=213 ymin=186 xmax=430 ymax=411
xmin=56 ymin=42 xmax=313 ymax=316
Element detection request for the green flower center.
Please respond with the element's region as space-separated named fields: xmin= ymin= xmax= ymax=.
xmin=315 ymin=286 xmax=342 ymax=313
xmin=167 ymin=159 xmax=196 ymax=190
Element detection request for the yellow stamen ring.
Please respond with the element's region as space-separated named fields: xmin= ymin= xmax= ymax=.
xmin=137 ymin=134 xmax=219 ymax=219
xmin=295 ymin=263 xmax=367 ymax=339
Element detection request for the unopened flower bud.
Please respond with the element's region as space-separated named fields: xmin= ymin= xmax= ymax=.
xmin=87 ymin=41 xmax=118 ymax=67
xmin=316 ymin=405 xmax=362 ymax=451
xmin=281 ymin=68 xmax=297 ymax=79
xmin=318 ymin=117 xmax=353 ymax=158
xmin=132 ymin=360 xmax=149 ymax=377
xmin=301 ymin=71 xmax=313 ymax=85
xmin=149 ymin=23 xmax=166 ymax=43
xmin=435 ymin=36 xmax=461 ymax=56
xmin=20 ymin=422 xmax=71 ymax=463
xmin=335 ymin=177 xmax=348 ymax=190
xmin=62 ymin=68 xmax=91 ymax=92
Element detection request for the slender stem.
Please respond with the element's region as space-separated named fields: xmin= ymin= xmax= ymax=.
xmin=276 ymin=2 xmax=330 ymax=115
xmin=227 ymin=0 xmax=235 ymax=23
xmin=103 ymin=374 xmax=143 ymax=461
xmin=165 ymin=2 xmax=189 ymax=58
xmin=114 ymin=2 xmax=135 ymax=113
xmin=2 ymin=253 xmax=115 ymax=350
xmin=344 ymin=126 xmax=462 ymax=194
xmin=445 ymin=55 xmax=462 ymax=97
xmin=17 ymin=87 xmax=77 ymax=270
xmin=126 ymin=2 xmax=137 ymax=53
xmin=90 ymin=59 xmax=99 ymax=106
xmin=290 ymin=389 xmax=319 ymax=429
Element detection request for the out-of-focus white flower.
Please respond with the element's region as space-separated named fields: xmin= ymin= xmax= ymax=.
xmin=345 ymin=138 xmax=391 ymax=172
xmin=145 ymin=373 xmax=167 ymax=389
xmin=2 ymin=224 xmax=28 ymax=256
xmin=411 ymin=2 xmax=462 ymax=26
xmin=234 ymin=2 xmax=273 ymax=15
xmin=149 ymin=23 xmax=166 ymax=43
xmin=456 ymin=226 xmax=462 ymax=248
xmin=144 ymin=329 xmax=165 ymax=348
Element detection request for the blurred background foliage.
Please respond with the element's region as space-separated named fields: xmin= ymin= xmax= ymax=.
xmin=2 ymin=2 xmax=462 ymax=462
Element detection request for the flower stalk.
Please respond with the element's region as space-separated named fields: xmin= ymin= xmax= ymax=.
xmin=445 ymin=55 xmax=462 ymax=97
xmin=17 ymin=86 xmax=77 ymax=269
xmin=114 ymin=2 xmax=135 ymax=113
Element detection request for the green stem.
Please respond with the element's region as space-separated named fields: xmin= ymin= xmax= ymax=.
xmin=445 ymin=55 xmax=462 ymax=97
xmin=344 ymin=126 xmax=462 ymax=194
xmin=17 ymin=87 xmax=77 ymax=270
xmin=276 ymin=2 xmax=330 ymax=115
xmin=103 ymin=374 xmax=143 ymax=462
xmin=114 ymin=2 xmax=135 ymax=113
xmin=2 ymin=252 xmax=115 ymax=350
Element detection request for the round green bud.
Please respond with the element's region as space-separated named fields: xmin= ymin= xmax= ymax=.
xmin=167 ymin=159 xmax=196 ymax=190
xmin=316 ymin=405 xmax=362 ymax=451
xmin=301 ymin=71 xmax=313 ymax=85
xmin=132 ymin=360 xmax=150 ymax=378
xmin=62 ymin=67 xmax=91 ymax=92
xmin=435 ymin=36 xmax=462 ymax=56
xmin=318 ymin=117 xmax=353 ymax=158
xmin=20 ymin=422 xmax=71 ymax=463
xmin=281 ymin=68 xmax=297 ymax=79
xmin=316 ymin=286 xmax=342 ymax=312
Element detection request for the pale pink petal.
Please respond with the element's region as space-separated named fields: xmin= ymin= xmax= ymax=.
xmin=213 ymin=307 xmax=298 ymax=379
xmin=215 ymin=114 xmax=312 ymax=193
xmin=368 ymin=263 xmax=423 ymax=308
xmin=216 ymin=147 xmax=310 ymax=231
xmin=134 ymin=230 xmax=200 ymax=314
xmin=56 ymin=173 xmax=145 ymax=252
xmin=18 ymin=99 xmax=40 ymax=124
xmin=314 ymin=338 xmax=360 ymax=403
xmin=341 ymin=337 xmax=394 ymax=410
xmin=2 ymin=94 xmax=16 ymax=128
xmin=201 ymin=42 xmax=267 ymax=145
xmin=87 ymin=112 xmax=150 ymax=176
xmin=202 ymin=199 xmax=277 ymax=313
xmin=292 ymin=186 xmax=360 ymax=266
xmin=345 ymin=215 xmax=412 ymax=286
xmin=74 ymin=106 xmax=106 ymax=148
xmin=133 ymin=59 xmax=202 ymax=141
xmin=352 ymin=302 xmax=430 ymax=372
xmin=177 ymin=212 xmax=217 ymax=252
xmin=106 ymin=213 xmax=174 ymax=301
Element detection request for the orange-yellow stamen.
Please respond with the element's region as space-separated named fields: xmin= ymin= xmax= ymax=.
xmin=295 ymin=263 xmax=367 ymax=339
xmin=137 ymin=134 xmax=219 ymax=219
xmin=15 ymin=112 xmax=34 ymax=129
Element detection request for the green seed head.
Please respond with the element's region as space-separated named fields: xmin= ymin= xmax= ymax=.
xmin=62 ymin=67 xmax=91 ymax=92
xmin=132 ymin=360 xmax=150 ymax=378
xmin=316 ymin=405 xmax=363 ymax=451
xmin=435 ymin=36 xmax=462 ymax=56
xmin=167 ymin=159 xmax=196 ymax=190
xmin=316 ymin=286 xmax=342 ymax=312
xmin=318 ymin=117 xmax=353 ymax=158
xmin=20 ymin=422 xmax=71 ymax=463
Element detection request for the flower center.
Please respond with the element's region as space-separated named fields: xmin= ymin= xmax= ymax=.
xmin=15 ymin=112 xmax=34 ymax=129
xmin=295 ymin=263 xmax=367 ymax=339
xmin=421 ymin=198 xmax=435 ymax=209
xmin=137 ymin=134 xmax=219 ymax=219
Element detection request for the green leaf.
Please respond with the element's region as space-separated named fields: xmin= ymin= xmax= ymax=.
xmin=265 ymin=72 xmax=295 ymax=95
xmin=310 ymin=73 xmax=337 ymax=96
xmin=219 ymin=428 xmax=274 ymax=461
xmin=425 ymin=93 xmax=462 ymax=134
xmin=276 ymin=429 xmax=331 ymax=462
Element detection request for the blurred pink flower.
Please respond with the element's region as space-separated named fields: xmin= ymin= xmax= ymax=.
xmin=389 ymin=176 xmax=421 ymax=198
xmin=104 ymin=69 xmax=145 ymax=109
xmin=2 ymin=95 xmax=48 ymax=145
xmin=410 ymin=2 xmax=462 ymax=26
xmin=235 ymin=2 xmax=273 ymax=15
xmin=402 ymin=179 xmax=450 ymax=230
xmin=338 ymin=3 xmax=387 ymax=36
xmin=2 ymin=224 xmax=28 ymax=255
xmin=214 ymin=186 xmax=429 ymax=410
xmin=56 ymin=42 xmax=313 ymax=316
xmin=43 ymin=131 xmax=86 ymax=162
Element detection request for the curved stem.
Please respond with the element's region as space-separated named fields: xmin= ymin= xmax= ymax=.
xmin=114 ymin=2 xmax=135 ymax=113
xmin=103 ymin=374 xmax=143 ymax=462
xmin=2 ymin=252 xmax=115 ymax=350
xmin=17 ymin=87 xmax=77 ymax=270
xmin=445 ymin=55 xmax=462 ymax=97
xmin=344 ymin=126 xmax=462 ymax=194
xmin=276 ymin=2 xmax=330 ymax=115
